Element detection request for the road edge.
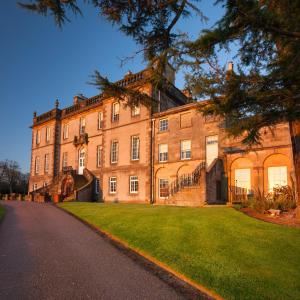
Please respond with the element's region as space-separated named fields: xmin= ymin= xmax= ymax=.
xmin=54 ymin=203 xmax=223 ymax=300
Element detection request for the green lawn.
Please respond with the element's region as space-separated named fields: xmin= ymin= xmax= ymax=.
xmin=59 ymin=203 xmax=300 ymax=300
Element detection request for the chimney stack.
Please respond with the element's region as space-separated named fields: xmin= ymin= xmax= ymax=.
xmin=73 ymin=94 xmax=86 ymax=105
xmin=227 ymin=61 xmax=233 ymax=72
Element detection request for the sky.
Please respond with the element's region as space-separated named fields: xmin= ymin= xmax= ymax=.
xmin=0 ymin=1 xmax=228 ymax=172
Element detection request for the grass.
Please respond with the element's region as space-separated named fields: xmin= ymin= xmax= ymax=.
xmin=59 ymin=202 xmax=300 ymax=300
xmin=0 ymin=205 xmax=5 ymax=221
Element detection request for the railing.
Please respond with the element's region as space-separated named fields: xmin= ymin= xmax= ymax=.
xmin=229 ymin=185 xmax=253 ymax=203
xmin=116 ymin=71 xmax=145 ymax=87
xmin=169 ymin=161 xmax=206 ymax=196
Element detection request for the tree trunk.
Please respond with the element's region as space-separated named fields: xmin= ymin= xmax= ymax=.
xmin=289 ymin=121 xmax=300 ymax=218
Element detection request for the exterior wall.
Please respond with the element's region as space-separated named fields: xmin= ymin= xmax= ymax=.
xmin=102 ymin=85 xmax=152 ymax=203
xmin=28 ymin=68 xmax=297 ymax=205
xmin=225 ymin=123 xmax=295 ymax=202
xmin=153 ymin=104 xmax=220 ymax=204
xmin=29 ymin=119 xmax=57 ymax=192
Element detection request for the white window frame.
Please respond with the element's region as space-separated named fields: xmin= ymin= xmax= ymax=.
xmin=109 ymin=177 xmax=117 ymax=194
xmin=43 ymin=182 xmax=48 ymax=187
xmin=44 ymin=153 xmax=49 ymax=173
xmin=268 ymin=166 xmax=288 ymax=191
xmin=33 ymin=183 xmax=38 ymax=191
xmin=159 ymin=144 xmax=168 ymax=162
xmin=234 ymin=168 xmax=251 ymax=194
xmin=159 ymin=179 xmax=169 ymax=198
xmin=111 ymin=140 xmax=119 ymax=164
xmin=131 ymin=136 xmax=140 ymax=161
xmin=159 ymin=119 xmax=168 ymax=132
xmin=131 ymin=105 xmax=140 ymax=117
xmin=36 ymin=130 xmax=41 ymax=145
xmin=97 ymin=146 xmax=102 ymax=167
xmin=62 ymin=152 xmax=68 ymax=168
xmin=45 ymin=127 xmax=51 ymax=142
xmin=63 ymin=124 xmax=69 ymax=140
xmin=79 ymin=117 xmax=86 ymax=134
xmin=112 ymin=102 xmax=120 ymax=122
xmin=181 ymin=140 xmax=191 ymax=160
xmin=98 ymin=112 xmax=103 ymax=129
xmin=130 ymin=176 xmax=139 ymax=194
xmin=35 ymin=156 xmax=40 ymax=174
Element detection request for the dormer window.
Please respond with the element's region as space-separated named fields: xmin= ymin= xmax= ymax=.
xmin=80 ymin=117 xmax=86 ymax=134
xmin=112 ymin=102 xmax=120 ymax=122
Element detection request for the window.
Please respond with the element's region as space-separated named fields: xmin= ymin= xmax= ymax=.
xmin=112 ymin=102 xmax=120 ymax=122
xmin=97 ymin=146 xmax=102 ymax=167
xmin=36 ymin=130 xmax=41 ymax=145
xmin=80 ymin=117 xmax=86 ymax=134
xmin=62 ymin=152 xmax=68 ymax=168
xmin=131 ymin=105 xmax=140 ymax=116
xmin=130 ymin=176 xmax=139 ymax=193
xmin=206 ymin=135 xmax=218 ymax=168
xmin=44 ymin=154 xmax=49 ymax=173
xmin=159 ymin=179 xmax=169 ymax=198
xmin=110 ymin=140 xmax=118 ymax=163
xmin=131 ymin=136 xmax=140 ymax=161
xmin=181 ymin=140 xmax=191 ymax=160
xmin=159 ymin=144 xmax=168 ymax=162
xmin=109 ymin=177 xmax=117 ymax=194
xmin=46 ymin=127 xmax=51 ymax=142
xmin=268 ymin=166 xmax=288 ymax=191
xmin=43 ymin=182 xmax=48 ymax=187
xmin=98 ymin=112 xmax=103 ymax=129
xmin=235 ymin=169 xmax=251 ymax=194
xmin=33 ymin=183 xmax=38 ymax=191
xmin=35 ymin=156 xmax=40 ymax=174
xmin=159 ymin=119 xmax=168 ymax=131
xmin=95 ymin=178 xmax=100 ymax=194
xmin=63 ymin=124 xmax=69 ymax=139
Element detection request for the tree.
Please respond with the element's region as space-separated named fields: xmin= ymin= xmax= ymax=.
xmin=18 ymin=0 xmax=300 ymax=201
xmin=0 ymin=160 xmax=22 ymax=194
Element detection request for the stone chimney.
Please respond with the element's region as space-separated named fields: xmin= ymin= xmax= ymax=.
xmin=73 ymin=94 xmax=87 ymax=105
xmin=227 ymin=61 xmax=233 ymax=72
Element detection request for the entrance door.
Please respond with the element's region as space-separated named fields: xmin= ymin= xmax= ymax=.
xmin=78 ymin=149 xmax=85 ymax=174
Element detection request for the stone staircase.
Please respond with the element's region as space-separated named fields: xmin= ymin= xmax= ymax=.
xmin=31 ymin=168 xmax=94 ymax=202
xmin=162 ymin=162 xmax=206 ymax=206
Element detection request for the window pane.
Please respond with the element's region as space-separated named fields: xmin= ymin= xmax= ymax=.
xmin=268 ymin=166 xmax=287 ymax=191
xmin=159 ymin=179 xmax=169 ymax=198
xmin=159 ymin=119 xmax=168 ymax=131
xmin=131 ymin=136 xmax=140 ymax=160
xmin=130 ymin=176 xmax=138 ymax=193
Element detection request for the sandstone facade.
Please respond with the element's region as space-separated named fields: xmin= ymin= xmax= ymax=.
xmin=28 ymin=68 xmax=297 ymax=205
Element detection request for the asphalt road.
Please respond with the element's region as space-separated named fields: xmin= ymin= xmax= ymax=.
xmin=0 ymin=201 xmax=190 ymax=300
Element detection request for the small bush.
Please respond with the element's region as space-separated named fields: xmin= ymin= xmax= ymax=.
xmin=246 ymin=186 xmax=296 ymax=213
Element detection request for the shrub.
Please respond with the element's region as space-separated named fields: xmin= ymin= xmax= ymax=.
xmin=246 ymin=186 xmax=296 ymax=213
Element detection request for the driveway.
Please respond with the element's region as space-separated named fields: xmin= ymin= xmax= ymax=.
xmin=0 ymin=201 xmax=189 ymax=300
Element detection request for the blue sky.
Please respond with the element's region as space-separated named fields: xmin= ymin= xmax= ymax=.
xmin=0 ymin=1 xmax=228 ymax=172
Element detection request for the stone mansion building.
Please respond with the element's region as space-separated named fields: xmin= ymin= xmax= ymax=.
xmin=28 ymin=67 xmax=298 ymax=205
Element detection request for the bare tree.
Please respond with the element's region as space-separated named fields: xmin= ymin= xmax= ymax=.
xmin=0 ymin=160 xmax=21 ymax=194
